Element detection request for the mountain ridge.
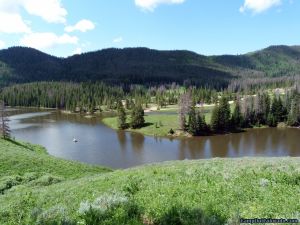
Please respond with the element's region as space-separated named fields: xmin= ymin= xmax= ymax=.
xmin=0 ymin=45 xmax=299 ymax=88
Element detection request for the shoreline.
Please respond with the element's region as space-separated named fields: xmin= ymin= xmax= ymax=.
xmin=102 ymin=116 xmax=298 ymax=139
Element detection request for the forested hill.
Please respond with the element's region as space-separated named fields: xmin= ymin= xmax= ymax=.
xmin=0 ymin=45 xmax=300 ymax=88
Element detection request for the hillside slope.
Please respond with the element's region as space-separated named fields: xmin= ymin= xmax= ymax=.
xmin=0 ymin=45 xmax=300 ymax=88
xmin=0 ymin=139 xmax=299 ymax=224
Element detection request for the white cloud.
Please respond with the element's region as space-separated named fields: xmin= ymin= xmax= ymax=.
xmin=0 ymin=40 xmax=5 ymax=49
xmin=21 ymin=0 xmax=67 ymax=23
xmin=0 ymin=0 xmax=20 ymax=12
xmin=72 ymin=47 xmax=82 ymax=55
xmin=65 ymin=19 xmax=95 ymax=33
xmin=0 ymin=12 xmax=31 ymax=33
xmin=0 ymin=0 xmax=67 ymax=24
xmin=113 ymin=36 xmax=123 ymax=43
xmin=20 ymin=32 xmax=78 ymax=50
xmin=135 ymin=0 xmax=185 ymax=11
xmin=240 ymin=0 xmax=281 ymax=13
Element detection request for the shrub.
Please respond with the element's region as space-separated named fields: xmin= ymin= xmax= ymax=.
xmin=32 ymin=175 xmax=63 ymax=186
xmin=155 ymin=206 xmax=224 ymax=225
xmin=35 ymin=205 xmax=75 ymax=225
xmin=79 ymin=193 xmax=143 ymax=225
xmin=0 ymin=175 xmax=23 ymax=194
xmin=122 ymin=177 xmax=140 ymax=196
xmin=169 ymin=128 xmax=175 ymax=135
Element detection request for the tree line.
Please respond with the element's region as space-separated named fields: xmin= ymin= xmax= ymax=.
xmin=178 ymin=88 xmax=300 ymax=136
xmin=0 ymin=82 xmax=221 ymax=112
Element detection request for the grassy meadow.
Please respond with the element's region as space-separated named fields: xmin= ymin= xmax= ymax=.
xmin=0 ymin=138 xmax=300 ymax=224
xmin=102 ymin=103 xmax=234 ymax=137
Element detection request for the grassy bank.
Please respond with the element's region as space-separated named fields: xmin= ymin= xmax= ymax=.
xmin=0 ymin=138 xmax=300 ymax=224
xmin=103 ymin=113 xmax=180 ymax=137
xmin=0 ymin=139 xmax=111 ymax=179
xmin=102 ymin=104 xmax=233 ymax=137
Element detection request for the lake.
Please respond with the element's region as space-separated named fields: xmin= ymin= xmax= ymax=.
xmin=8 ymin=108 xmax=300 ymax=168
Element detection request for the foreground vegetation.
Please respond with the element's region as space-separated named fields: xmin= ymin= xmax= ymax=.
xmin=1 ymin=138 xmax=300 ymax=224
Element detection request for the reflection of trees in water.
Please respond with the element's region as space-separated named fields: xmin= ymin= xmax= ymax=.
xmin=178 ymin=139 xmax=187 ymax=160
xmin=117 ymin=131 xmax=127 ymax=150
xmin=187 ymin=138 xmax=206 ymax=159
xmin=154 ymin=136 xmax=163 ymax=143
xmin=228 ymin=134 xmax=241 ymax=157
xmin=10 ymin=109 xmax=101 ymax=126
xmin=130 ymin=128 xmax=300 ymax=159
xmin=287 ymin=129 xmax=300 ymax=155
xmin=203 ymin=139 xmax=212 ymax=158
xmin=56 ymin=112 xmax=99 ymax=125
xmin=177 ymin=138 xmax=205 ymax=160
xmin=208 ymin=135 xmax=229 ymax=158
xmin=130 ymin=133 xmax=145 ymax=152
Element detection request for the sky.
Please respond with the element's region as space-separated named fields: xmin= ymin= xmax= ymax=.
xmin=0 ymin=0 xmax=299 ymax=57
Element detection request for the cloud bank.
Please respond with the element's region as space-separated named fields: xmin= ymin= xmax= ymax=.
xmin=20 ymin=32 xmax=78 ymax=50
xmin=135 ymin=0 xmax=185 ymax=11
xmin=240 ymin=0 xmax=282 ymax=13
xmin=0 ymin=12 xmax=31 ymax=33
xmin=65 ymin=19 xmax=95 ymax=33
xmin=113 ymin=36 xmax=123 ymax=43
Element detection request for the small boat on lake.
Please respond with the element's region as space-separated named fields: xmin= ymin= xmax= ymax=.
xmin=73 ymin=138 xmax=78 ymax=143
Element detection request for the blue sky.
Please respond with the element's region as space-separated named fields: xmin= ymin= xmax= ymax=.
xmin=0 ymin=0 xmax=299 ymax=57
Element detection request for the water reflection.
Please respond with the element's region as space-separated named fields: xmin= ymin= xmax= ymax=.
xmin=9 ymin=108 xmax=300 ymax=169
xmin=130 ymin=132 xmax=145 ymax=152
xmin=117 ymin=131 xmax=127 ymax=149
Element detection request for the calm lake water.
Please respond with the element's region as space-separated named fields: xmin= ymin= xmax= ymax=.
xmin=8 ymin=108 xmax=300 ymax=168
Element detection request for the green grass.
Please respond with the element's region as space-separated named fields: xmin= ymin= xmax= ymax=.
xmin=0 ymin=138 xmax=111 ymax=178
xmin=103 ymin=114 xmax=180 ymax=137
xmin=102 ymin=104 xmax=224 ymax=137
xmin=1 ymin=139 xmax=299 ymax=224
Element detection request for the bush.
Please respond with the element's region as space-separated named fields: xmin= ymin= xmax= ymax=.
xmin=122 ymin=177 xmax=140 ymax=196
xmin=35 ymin=205 xmax=75 ymax=225
xmin=79 ymin=192 xmax=143 ymax=225
xmin=0 ymin=176 xmax=22 ymax=194
xmin=32 ymin=175 xmax=63 ymax=186
xmin=169 ymin=128 xmax=175 ymax=135
xmin=155 ymin=206 xmax=224 ymax=225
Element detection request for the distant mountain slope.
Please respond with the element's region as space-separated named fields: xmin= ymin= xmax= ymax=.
xmin=0 ymin=45 xmax=299 ymax=88
xmin=212 ymin=45 xmax=300 ymax=77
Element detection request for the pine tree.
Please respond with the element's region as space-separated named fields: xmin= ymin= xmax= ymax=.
xmin=211 ymin=96 xmax=231 ymax=133
xmin=0 ymin=101 xmax=10 ymax=139
xmin=271 ymin=97 xmax=287 ymax=123
xmin=267 ymin=113 xmax=277 ymax=127
xmin=210 ymin=104 xmax=220 ymax=133
xmin=196 ymin=113 xmax=209 ymax=135
xmin=188 ymin=106 xmax=197 ymax=135
xmin=287 ymin=97 xmax=300 ymax=126
xmin=218 ymin=96 xmax=231 ymax=131
xmin=231 ymin=102 xmax=243 ymax=130
xmin=130 ymin=104 xmax=145 ymax=129
xmin=117 ymin=101 xmax=127 ymax=130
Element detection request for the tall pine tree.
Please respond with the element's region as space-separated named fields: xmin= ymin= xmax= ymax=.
xmin=130 ymin=103 xmax=145 ymax=129
xmin=211 ymin=104 xmax=220 ymax=133
xmin=231 ymin=102 xmax=243 ymax=130
xmin=218 ymin=96 xmax=231 ymax=131
xmin=188 ymin=106 xmax=197 ymax=135
xmin=117 ymin=101 xmax=127 ymax=130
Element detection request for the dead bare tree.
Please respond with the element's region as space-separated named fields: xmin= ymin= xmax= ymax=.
xmin=0 ymin=101 xmax=10 ymax=139
xmin=178 ymin=90 xmax=192 ymax=130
